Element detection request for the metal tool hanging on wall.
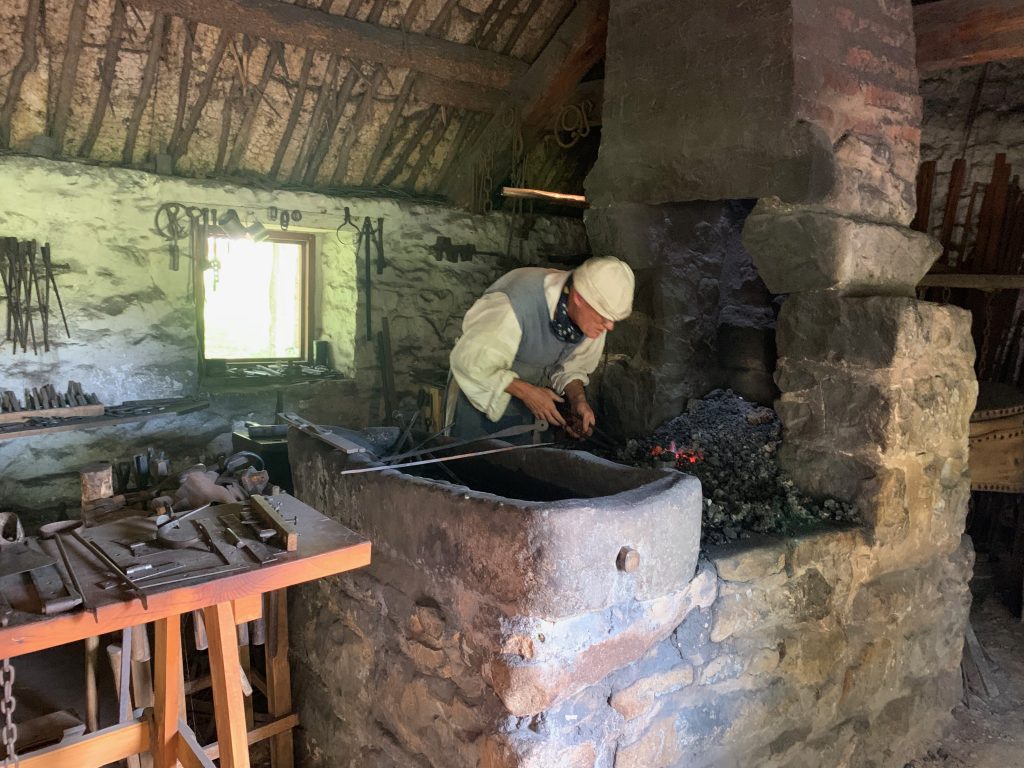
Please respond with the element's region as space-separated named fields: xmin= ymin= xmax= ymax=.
xmin=336 ymin=207 xmax=385 ymax=341
xmin=0 ymin=238 xmax=71 ymax=355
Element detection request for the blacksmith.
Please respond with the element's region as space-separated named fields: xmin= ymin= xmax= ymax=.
xmin=447 ymin=256 xmax=635 ymax=442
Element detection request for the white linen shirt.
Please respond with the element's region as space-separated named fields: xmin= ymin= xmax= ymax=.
xmin=449 ymin=270 xmax=606 ymax=422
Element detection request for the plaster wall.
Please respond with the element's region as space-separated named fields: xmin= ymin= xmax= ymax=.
xmin=919 ymin=61 xmax=1024 ymax=252
xmin=0 ymin=154 xmax=587 ymax=512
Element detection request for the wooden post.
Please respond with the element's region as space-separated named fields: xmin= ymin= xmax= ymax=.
xmin=203 ymin=602 xmax=250 ymax=768
xmin=153 ymin=617 xmax=183 ymax=768
xmin=84 ymin=635 xmax=100 ymax=732
xmin=264 ymin=589 xmax=293 ymax=768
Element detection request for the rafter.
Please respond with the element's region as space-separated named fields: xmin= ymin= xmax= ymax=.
xmin=127 ymin=0 xmax=528 ymax=91
xmin=50 ymin=0 xmax=90 ymax=148
xmin=0 ymin=0 xmax=42 ymax=149
xmin=123 ymin=12 xmax=167 ymax=164
xmin=80 ymin=0 xmax=128 ymax=157
xmin=916 ymin=0 xmax=1024 ymax=71
xmin=449 ymin=0 xmax=608 ymax=208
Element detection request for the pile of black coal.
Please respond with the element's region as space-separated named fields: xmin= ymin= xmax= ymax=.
xmin=620 ymin=389 xmax=859 ymax=545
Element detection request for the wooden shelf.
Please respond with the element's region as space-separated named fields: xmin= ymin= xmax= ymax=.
xmin=0 ymin=398 xmax=210 ymax=441
xmin=919 ymin=273 xmax=1024 ymax=290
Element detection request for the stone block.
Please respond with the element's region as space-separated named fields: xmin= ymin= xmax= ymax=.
xmin=613 ymin=716 xmax=683 ymax=768
xmin=776 ymin=293 xmax=975 ymax=370
xmin=486 ymin=588 xmax=699 ymax=716
xmin=610 ymin=664 xmax=695 ymax=720
xmin=711 ymin=539 xmax=786 ymax=582
xmin=743 ymin=202 xmax=940 ymax=294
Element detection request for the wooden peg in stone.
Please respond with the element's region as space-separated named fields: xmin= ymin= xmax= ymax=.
xmin=617 ymin=546 xmax=641 ymax=573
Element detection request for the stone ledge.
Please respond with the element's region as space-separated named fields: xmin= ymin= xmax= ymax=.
xmin=743 ymin=201 xmax=939 ymax=294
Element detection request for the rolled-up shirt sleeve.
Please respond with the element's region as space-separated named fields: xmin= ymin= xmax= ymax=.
xmin=549 ymin=334 xmax=605 ymax=394
xmin=450 ymin=292 xmax=523 ymax=422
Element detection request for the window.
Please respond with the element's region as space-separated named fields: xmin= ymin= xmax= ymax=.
xmin=197 ymin=231 xmax=315 ymax=370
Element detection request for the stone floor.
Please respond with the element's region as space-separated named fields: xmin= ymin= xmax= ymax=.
xmin=909 ymin=594 xmax=1024 ymax=768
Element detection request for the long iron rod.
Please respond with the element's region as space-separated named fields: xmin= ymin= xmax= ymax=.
xmin=340 ymin=441 xmax=552 ymax=475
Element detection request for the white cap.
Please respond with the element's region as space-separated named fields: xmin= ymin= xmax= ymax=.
xmin=572 ymin=256 xmax=635 ymax=321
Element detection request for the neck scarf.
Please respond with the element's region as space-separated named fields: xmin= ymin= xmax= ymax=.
xmin=550 ymin=276 xmax=584 ymax=344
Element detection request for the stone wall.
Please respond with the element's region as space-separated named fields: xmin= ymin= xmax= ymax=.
xmin=0 ymin=154 xmax=587 ymax=512
xmin=919 ymin=60 xmax=1024 ymax=251
xmin=289 ymin=428 xmax=973 ymax=767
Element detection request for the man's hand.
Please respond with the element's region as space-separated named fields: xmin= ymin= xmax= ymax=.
xmin=506 ymin=379 xmax=566 ymax=427
xmin=563 ymin=380 xmax=594 ymax=438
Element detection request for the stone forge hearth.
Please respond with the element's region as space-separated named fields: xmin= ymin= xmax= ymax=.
xmin=289 ymin=434 xmax=705 ymax=765
xmin=290 ymin=413 xmax=972 ymax=768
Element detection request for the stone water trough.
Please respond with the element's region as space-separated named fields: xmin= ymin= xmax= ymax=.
xmin=288 ymin=427 xmax=972 ymax=768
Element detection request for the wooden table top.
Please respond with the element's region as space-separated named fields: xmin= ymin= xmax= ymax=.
xmin=0 ymin=495 xmax=370 ymax=658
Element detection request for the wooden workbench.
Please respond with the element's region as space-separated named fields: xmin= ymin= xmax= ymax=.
xmin=0 ymin=495 xmax=371 ymax=768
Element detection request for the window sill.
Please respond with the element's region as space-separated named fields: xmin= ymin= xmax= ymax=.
xmin=198 ymin=370 xmax=354 ymax=395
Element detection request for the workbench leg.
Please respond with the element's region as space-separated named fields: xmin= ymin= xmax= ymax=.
xmin=203 ymin=601 xmax=251 ymax=768
xmin=265 ymin=589 xmax=294 ymax=768
xmin=237 ymin=622 xmax=255 ymax=731
xmin=153 ymin=617 xmax=183 ymax=768
xmin=84 ymin=635 xmax=100 ymax=732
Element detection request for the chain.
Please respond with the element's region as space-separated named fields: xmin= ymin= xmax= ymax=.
xmin=0 ymin=658 xmax=18 ymax=767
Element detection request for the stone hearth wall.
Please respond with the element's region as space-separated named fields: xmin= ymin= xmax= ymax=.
xmin=575 ymin=0 xmax=978 ymax=765
xmin=0 ymin=154 xmax=586 ymax=512
xmin=289 ymin=427 xmax=973 ymax=767
xmin=586 ymin=200 xmax=777 ymax=436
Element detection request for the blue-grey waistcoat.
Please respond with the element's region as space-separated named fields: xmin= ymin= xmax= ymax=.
xmin=484 ymin=267 xmax=580 ymax=389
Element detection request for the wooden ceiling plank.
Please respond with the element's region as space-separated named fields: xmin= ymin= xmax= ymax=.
xmin=360 ymin=76 xmax=416 ymax=186
xmin=216 ymin=77 xmax=243 ymax=171
xmin=0 ymin=0 xmax=43 ymax=149
xmin=478 ymin=0 xmax=521 ymax=51
xmin=435 ymin=111 xmax=486 ymax=191
xmin=226 ymin=42 xmax=282 ymax=172
xmin=299 ymin=0 xmax=385 ymax=185
xmin=269 ymin=50 xmax=315 ymax=179
xmin=168 ymin=20 xmax=199 ymax=158
xmin=330 ymin=66 xmax=386 ymax=184
xmin=916 ymin=0 xmax=1024 ymax=71
xmin=449 ymin=0 xmax=608 ymax=208
xmin=79 ymin=0 xmax=128 ymax=157
xmin=379 ymin=105 xmax=439 ymax=187
xmin=302 ymin=63 xmax=361 ymax=185
xmin=126 ymin=0 xmax=528 ymax=91
xmin=501 ymin=0 xmax=544 ymax=55
xmin=122 ymin=12 xmax=167 ymax=164
xmin=170 ymin=29 xmax=232 ymax=163
xmin=290 ymin=55 xmax=343 ymax=183
xmin=405 ymin=107 xmax=450 ymax=190
xmin=366 ymin=0 xmax=506 ymax=188
xmin=50 ymin=0 xmax=91 ymax=148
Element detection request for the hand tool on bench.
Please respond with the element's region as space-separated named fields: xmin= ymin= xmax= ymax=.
xmin=194 ymin=519 xmax=234 ymax=566
xmin=220 ymin=519 xmax=278 ymax=566
xmin=70 ymin=528 xmax=150 ymax=609
xmin=40 ymin=520 xmax=97 ymax=621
